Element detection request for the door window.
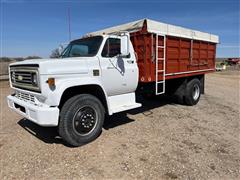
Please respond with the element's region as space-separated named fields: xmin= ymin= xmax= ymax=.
xmin=102 ymin=38 xmax=120 ymax=57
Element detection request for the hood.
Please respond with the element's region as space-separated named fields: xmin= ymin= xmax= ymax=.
xmin=9 ymin=57 xmax=96 ymax=75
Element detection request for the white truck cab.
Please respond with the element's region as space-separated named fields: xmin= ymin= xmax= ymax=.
xmin=7 ymin=33 xmax=141 ymax=146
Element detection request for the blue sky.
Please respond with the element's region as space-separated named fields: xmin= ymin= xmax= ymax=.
xmin=1 ymin=0 xmax=239 ymax=58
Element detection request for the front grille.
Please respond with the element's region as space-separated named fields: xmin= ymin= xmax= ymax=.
xmin=10 ymin=66 xmax=40 ymax=92
xmin=12 ymin=71 xmax=33 ymax=84
xmin=15 ymin=91 xmax=35 ymax=103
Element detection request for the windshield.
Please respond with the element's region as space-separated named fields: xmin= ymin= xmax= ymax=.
xmin=61 ymin=36 xmax=103 ymax=58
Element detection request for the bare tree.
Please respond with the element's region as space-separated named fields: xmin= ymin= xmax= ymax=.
xmin=50 ymin=48 xmax=60 ymax=58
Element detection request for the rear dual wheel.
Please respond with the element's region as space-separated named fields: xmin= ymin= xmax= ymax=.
xmin=184 ymin=78 xmax=201 ymax=106
xmin=59 ymin=94 xmax=105 ymax=147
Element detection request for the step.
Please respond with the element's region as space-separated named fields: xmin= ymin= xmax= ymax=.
xmin=111 ymin=103 xmax=142 ymax=114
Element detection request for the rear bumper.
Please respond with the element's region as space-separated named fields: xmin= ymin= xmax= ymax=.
xmin=7 ymin=95 xmax=59 ymax=127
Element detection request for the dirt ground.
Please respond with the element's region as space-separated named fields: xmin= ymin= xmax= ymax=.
xmin=0 ymin=71 xmax=239 ymax=180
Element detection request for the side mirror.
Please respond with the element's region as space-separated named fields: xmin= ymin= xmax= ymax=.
xmin=120 ymin=35 xmax=129 ymax=56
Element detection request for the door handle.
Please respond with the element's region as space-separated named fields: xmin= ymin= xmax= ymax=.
xmin=127 ymin=60 xmax=134 ymax=64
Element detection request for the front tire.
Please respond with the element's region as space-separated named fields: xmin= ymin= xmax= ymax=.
xmin=59 ymin=94 xmax=105 ymax=147
xmin=184 ymin=78 xmax=201 ymax=106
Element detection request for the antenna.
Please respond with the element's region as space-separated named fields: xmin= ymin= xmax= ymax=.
xmin=68 ymin=7 xmax=71 ymax=42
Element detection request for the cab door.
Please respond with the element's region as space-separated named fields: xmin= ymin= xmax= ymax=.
xmin=99 ymin=37 xmax=138 ymax=96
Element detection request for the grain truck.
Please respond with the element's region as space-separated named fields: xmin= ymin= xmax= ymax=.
xmin=7 ymin=19 xmax=219 ymax=146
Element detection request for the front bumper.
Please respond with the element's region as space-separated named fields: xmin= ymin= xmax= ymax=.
xmin=7 ymin=95 xmax=59 ymax=127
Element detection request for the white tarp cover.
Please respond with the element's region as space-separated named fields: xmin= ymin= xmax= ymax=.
xmin=88 ymin=18 xmax=219 ymax=43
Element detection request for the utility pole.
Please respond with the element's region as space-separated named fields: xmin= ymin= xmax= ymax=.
xmin=68 ymin=7 xmax=71 ymax=42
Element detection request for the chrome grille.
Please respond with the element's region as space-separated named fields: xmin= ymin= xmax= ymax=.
xmin=10 ymin=66 xmax=40 ymax=92
xmin=15 ymin=91 xmax=35 ymax=103
xmin=12 ymin=71 xmax=33 ymax=84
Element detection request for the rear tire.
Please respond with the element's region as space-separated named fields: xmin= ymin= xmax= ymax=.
xmin=59 ymin=94 xmax=105 ymax=147
xmin=184 ymin=78 xmax=201 ymax=106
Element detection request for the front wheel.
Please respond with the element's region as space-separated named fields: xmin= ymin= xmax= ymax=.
xmin=59 ymin=94 xmax=105 ymax=147
xmin=184 ymin=78 xmax=201 ymax=106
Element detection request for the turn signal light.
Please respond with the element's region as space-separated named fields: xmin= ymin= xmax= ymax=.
xmin=47 ymin=78 xmax=55 ymax=87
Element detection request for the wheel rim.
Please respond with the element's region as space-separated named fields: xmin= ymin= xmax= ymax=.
xmin=192 ymin=84 xmax=200 ymax=101
xmin=72 ymin=106 xmax=98 ymax=136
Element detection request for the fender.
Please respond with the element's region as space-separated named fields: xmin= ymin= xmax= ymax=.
xmin=45 ymin=76 xmax=111 ymax=114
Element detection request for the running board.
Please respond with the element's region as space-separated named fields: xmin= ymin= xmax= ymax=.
xmin=107 ymin=93 xmax=142 ymax=115
xmin=111 ymin=103 xmax=141 ymax=114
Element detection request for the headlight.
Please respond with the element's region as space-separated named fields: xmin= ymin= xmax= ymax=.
xmin=32 ymin=73 xmax=38 ymax=86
